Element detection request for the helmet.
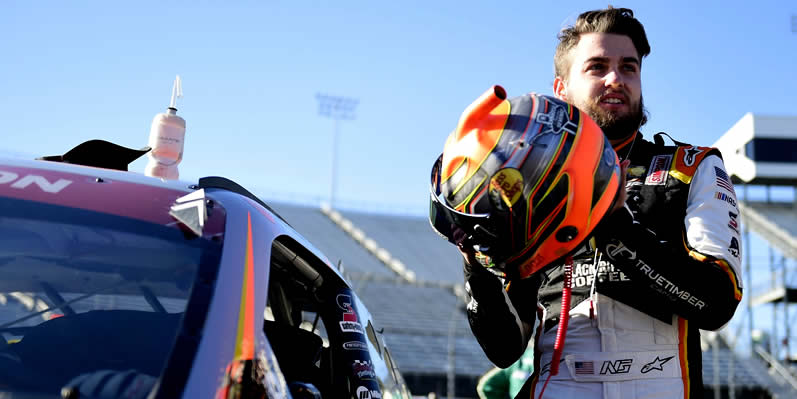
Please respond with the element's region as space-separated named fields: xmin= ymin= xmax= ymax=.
xmin=429 ymin=85 xmax=622 ymax=278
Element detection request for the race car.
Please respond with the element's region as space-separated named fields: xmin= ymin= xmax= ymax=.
xmin=0 ymin=140 xmax=412 ymax=399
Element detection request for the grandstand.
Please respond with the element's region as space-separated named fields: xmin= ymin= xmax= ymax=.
xmin=269 ymin=202 xmax=788 ymax=398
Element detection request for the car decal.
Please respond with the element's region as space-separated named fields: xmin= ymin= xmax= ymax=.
xmin=0 ymin=164 xmax=226 ymax=236
xmin=234 ymin=213 xmax=256 ymax=361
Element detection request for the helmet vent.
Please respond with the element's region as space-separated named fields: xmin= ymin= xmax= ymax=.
xmin=555 ymin=226 xmax=578 ymax=242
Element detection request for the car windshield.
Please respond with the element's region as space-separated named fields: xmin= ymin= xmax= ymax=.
xmin=0 ymin=197 xmax=218 ymax=397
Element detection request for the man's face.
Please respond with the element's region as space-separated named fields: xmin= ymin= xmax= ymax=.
xmin=554 ymin=32 xmax=644 ymax=142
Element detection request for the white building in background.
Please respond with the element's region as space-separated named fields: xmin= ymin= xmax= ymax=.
xmin=713 ymin=113 xmax=797 ymax=185
xmin=712 ymin=113 xmax=797 ymax=397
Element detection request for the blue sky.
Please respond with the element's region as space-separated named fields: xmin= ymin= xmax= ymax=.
xmin=2 ymin=1 xmax=796 ymax=355
xmin=3 ymin=1 xmax=796 ymax=213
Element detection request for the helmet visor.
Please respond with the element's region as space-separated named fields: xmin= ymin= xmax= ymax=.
xmin=428 ymin=155 xmax=499 ymax=251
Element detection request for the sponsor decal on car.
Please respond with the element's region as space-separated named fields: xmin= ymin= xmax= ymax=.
xmin=343 ymin=341 xmax=368 ymax=351
xmin=340 ymin=321 xmax=365 ymax=334
xmin=355 ymin=386 xmax=382 ymax=399
xmin=0 ymin=170 xmax=72 ymax=193
xmin=337 ymin=294 xmax=364 ymax=334
xmin=352 ymin=359 xmax=376 ymax=380
xmin=337 ymin=294 xmax=358 ymax=322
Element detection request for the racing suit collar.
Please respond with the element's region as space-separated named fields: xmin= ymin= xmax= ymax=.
xmin=612 ymin=130 xmax=640 ymax=161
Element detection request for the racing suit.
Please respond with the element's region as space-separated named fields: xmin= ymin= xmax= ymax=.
xmin=465 ymin=132 xmax=743 ymax=399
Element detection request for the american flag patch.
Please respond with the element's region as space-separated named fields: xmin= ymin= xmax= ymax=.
xmin=574 ymin=361 xmax=594 ymax=375
xmin=714 ymin=167 xmax=735 ymax=193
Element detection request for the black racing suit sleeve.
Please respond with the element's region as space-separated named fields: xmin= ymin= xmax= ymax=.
xmin=593 ymin=205 xmax=740 ymax=331
xmin=464 ymin=259 xmax=540 ymax=368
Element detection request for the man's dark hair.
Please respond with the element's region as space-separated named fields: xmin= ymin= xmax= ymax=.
xmin=554 ymin=7 xmax=651 ymax=79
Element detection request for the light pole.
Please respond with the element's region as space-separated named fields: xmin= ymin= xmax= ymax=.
xmin=316 ymin=93 xmax=358 ymax=209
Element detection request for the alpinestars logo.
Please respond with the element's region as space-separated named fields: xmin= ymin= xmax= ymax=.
xmin=683 ymin=146 xmax=704 ymax=167
xmin=641 ymin=356 xmax=674 ymax=373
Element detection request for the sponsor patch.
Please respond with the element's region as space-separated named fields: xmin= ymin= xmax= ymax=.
xmin=728 ymin=211 xmax=739 ymax=233
xmin=355 ymin=386 xmax=381 ymax=399
xmin=489 ymin=168 xmax=524 ymax=208
xmin=604 ymin=239 xmax=707 ymax=310
xmin=572 ymin=260 xmax=630 ymax=288
xmin=343 ymin=341 xmax=368 ymax=351
xmin=356 ymin=386 xmax=372 ymax=399
xmin=352 ymin=360 xmax=376 ymax=380
xmin=340 ymin=321 xmax=364 ymax=334
xmin=729 ymin=237 xmax=740 ymax=258
xmin=715 ymin=191 xmax=737 ymax=207
xmin=645 ymin=155 xmax=671 ymax=185
xmin=683 ymin=146 xmax=704 ymax=167
xmin=536 ymin=103 xmax=575 ymax=135
xmin=641 ymin=356 xmax=674 ymax=374
xmin=337 ymin=294 xmax=358 ymax=323
xmin=600 ymin=359 xmax=633 ymax=375
xmin=714 ymin=166 xmax=735 ymax=194
xmin=627 ymin=165 xmax=646 ymax=178
xmin=574 ymin=361 xmax=595 ymax=375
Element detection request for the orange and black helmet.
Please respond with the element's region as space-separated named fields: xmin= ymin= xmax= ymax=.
xmin=429 ymin=85 xmax=622 ymax=279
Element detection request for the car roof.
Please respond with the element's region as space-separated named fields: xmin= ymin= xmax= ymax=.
xmin=0 ymin=155 xmax=344 ymax=280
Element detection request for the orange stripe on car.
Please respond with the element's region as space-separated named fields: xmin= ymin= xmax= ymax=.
xmin=234 ymin=213 xmax=256 ymax=361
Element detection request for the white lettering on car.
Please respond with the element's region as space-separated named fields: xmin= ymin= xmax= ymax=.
xmin=0 ymin=171 xmax=72 ymax=193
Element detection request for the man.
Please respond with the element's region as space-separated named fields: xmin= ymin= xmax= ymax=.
xmin=463 ymin=7 xmax=743 ymax=398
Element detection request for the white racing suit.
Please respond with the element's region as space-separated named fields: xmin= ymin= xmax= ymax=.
xmin=465 ymin=132 xmax=743 ymax=399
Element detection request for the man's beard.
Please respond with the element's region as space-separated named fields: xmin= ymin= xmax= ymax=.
xmin=579 ymin=95 xmax=647 ymax=141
